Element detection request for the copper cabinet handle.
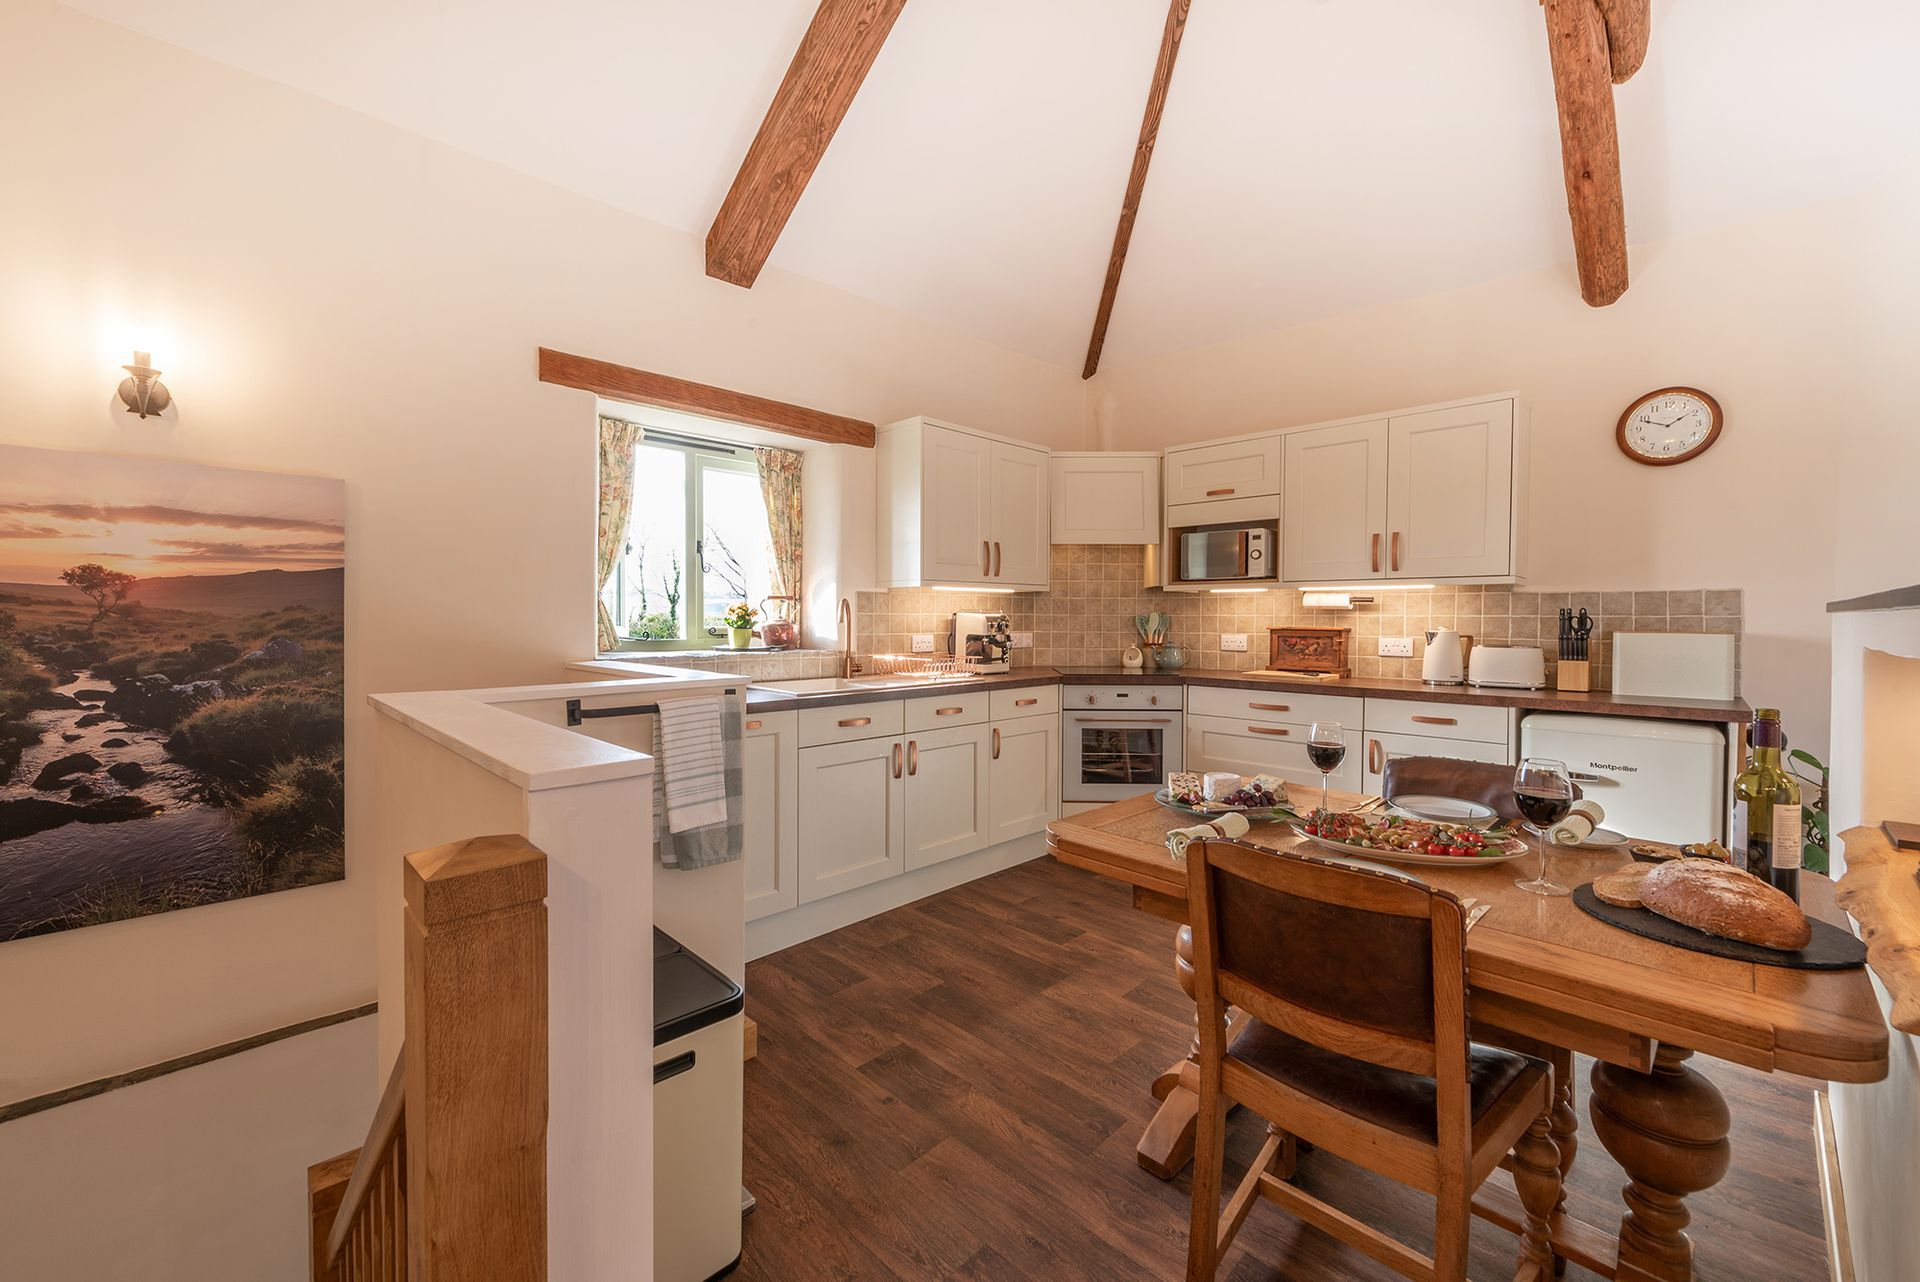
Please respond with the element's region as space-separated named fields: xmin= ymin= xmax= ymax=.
xmin=1391 ymin=531 xmax=1402 ymax=572
xmin=935 ymin=706 xmax=965 ymax=716
xmin=1371 ymin=532 xmax=1381 ymax=573
xmin=1206 ymin=487 xmax=1235 ymax=497
xmin=1246 ymin=725 xmax=1291 ymax=737
xmin=992 ymin=727 xmax=1001 ymax=759
xmin=993 ymin=541 xmax=1002 ymax=577
xmin=1015 ymin=697 xmax=1039 ymax=707
xmin=1367 ymin=738 xmax=1384 ymax=773
xmin=982 ymin=540 xmax=991 ymax=575
xmin=1410 ymin=715 xmax=1458 ymax=726
xmin=1248 ymin=702 xmax=1291 ymax=712
xmin=838 ymin=716 xmax=872 ymax=728
xmin=892 ymin=742 xmax=903 ymax=778
xmin=908 ymin=740 xmax=918 ymax=776
xmin=744 ymin=719 xmax=763 ymax=731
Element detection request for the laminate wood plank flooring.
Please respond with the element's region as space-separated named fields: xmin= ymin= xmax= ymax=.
xmin=738 ymin=856 xmax=1831 ymax=1281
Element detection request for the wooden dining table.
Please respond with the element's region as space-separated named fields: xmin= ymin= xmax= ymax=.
xmin=1047 ymin=792 xmax=1890 ymax=1282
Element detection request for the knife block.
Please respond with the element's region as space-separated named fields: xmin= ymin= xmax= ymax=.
xmin=1556 ymin=659 xmax=1592 ymax=692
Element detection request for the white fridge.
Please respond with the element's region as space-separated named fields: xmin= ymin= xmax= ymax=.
xmin=1519 ymin=714 xmax=1726 ymax=845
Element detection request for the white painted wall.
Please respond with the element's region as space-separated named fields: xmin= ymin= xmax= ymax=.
xmin=1093 ymin=173 xmax=1920 ymax=760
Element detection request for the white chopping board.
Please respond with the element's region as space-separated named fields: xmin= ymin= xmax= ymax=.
xmin=1611 ymin=632 xmax=1737 ymax=701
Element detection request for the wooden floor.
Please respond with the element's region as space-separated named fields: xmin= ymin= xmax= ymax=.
xmin=738 ymin=856 xmax=1831 ymax=1282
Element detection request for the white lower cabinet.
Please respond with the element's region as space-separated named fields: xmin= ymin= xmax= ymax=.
xmin=741 ymin=711 xmax=799 ymax=923
xmin=1362 ymin=730 xmax=1511 ymax=798
xmin=796 ymin=734 xmax=905 ymax=904
xmin=988 ymin=713 xmax=1060 ymax=845
xmin=904 ymin=722 xmax=992 ymax=871
xmin=1186 ymin=714 xmax=1365 ymax=795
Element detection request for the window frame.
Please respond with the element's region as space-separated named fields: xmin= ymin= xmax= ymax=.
xmin=607 ymin=436 xmax=765 ymax=653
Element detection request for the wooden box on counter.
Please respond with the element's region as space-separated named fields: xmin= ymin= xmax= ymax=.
xmin=1266 ymin=627 xmax=1351 ymax=678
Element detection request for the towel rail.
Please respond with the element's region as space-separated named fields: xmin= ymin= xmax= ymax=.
xmin=564 ymin=689 xmax=739 ymax=727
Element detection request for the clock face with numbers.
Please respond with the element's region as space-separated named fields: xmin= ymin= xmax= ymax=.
xmin=1616 ymin=388 xmax=1723 ymax=466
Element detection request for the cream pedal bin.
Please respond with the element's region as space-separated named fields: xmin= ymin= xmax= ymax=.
xmin=654 ymin=929 xmax=746 ymax=1280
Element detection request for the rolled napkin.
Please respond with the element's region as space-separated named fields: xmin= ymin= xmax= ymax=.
xmin=1167 ymin=812 xmax=1252 ymax=863
xmin=1546 ymin=801 xmax=1605 ymax=847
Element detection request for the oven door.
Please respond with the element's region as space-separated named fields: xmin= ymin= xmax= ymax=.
xmin=1061 ymin=711 xmax=1184 ymax=802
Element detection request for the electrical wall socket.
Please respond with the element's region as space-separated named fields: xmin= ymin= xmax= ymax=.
xmin=1219 ymin=633 xmax=1249 ymax=652
xmin=1379 ymin=636 xmax=1415 ymax=658
xmin=910 ymin=634 xmax=935 ymax=654
xmin=1011 ymin=631 xmax=1033 ymax=649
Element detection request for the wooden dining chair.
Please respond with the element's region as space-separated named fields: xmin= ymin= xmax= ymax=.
xmin=1183 ymin=838 xmax=1562 ymax=1282
xmin=1381 ymin=755 xmax=1583 ymax=825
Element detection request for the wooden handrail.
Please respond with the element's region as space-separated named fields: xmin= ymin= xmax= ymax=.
xmin=326 ymin=1053 xmax=408 ymax=1265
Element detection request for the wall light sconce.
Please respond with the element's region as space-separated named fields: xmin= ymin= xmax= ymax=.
xmin=116 ymin=351 xmax=172 ymax=419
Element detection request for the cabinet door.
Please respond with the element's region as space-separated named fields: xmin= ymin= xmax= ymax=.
xmin=989 ymin=715 xmax=1059 ymax=844
xmin=1165 ymin=436 xmax=1283 ymax=505
xmin=1185 ymin=714 xmax=1364 ymax=795
xmin=920 ymin=426 xmax=994 ymax=584
xmin=904 ymin=723 xmax=992 ymax=871
xmin=1282 ymin=420 xmax=1388 ymax=583
xmin=1362 ymin=729 xmax=1512 ymax=799
xmin=989 ymin=441 xmax=1050 ymax=587
xmin=797 ymin=737 xmax=905 ymax=904
xmin=1050 ymin=454 xmax=1160 ymax=544
xmin=1385 ymin=401 xmax=1514 ymax=579
xmin=741 ymin=712 xmax=798 ymax=923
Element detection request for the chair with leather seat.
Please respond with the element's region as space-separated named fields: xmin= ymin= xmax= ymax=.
xmin=1183 ymin=838 xmax=1562 ymax=1282
xmin=1381 ymin=755 xmax=1583 ymax=825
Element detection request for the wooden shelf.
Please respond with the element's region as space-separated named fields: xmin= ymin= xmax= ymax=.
xmin=1835 ymin=824 xmax=1920 ymax=1034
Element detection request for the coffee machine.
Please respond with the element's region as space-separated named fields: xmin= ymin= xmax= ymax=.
xmin=953 ymin=611 xmax=1013 ymax=673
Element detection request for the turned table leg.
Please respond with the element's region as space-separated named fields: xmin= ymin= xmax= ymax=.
xmin=1588 ymin=1044 xmax=1732 ymax=1282
xmin=1137 ymin=925 xmax=1233 ymax=1179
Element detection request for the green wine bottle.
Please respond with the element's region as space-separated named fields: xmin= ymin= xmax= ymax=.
xmin=1731 ymin=708 xmax=1803 ymax=901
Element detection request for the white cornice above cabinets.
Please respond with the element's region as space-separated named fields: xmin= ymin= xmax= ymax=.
xmin=877 ymin=417 xmax=1051 ymax=591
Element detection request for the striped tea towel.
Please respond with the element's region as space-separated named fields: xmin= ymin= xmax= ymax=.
xmin=653 ymin=698 xmax=744 ymax=869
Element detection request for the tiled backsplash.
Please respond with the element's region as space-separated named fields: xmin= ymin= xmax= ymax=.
xmin=858 ymin=547 xmax=1742 ymax=691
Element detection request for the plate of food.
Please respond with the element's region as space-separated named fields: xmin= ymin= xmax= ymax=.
xmin=1156 ymin=772 xmax=1291 ymax=818
xmin=1288 ymin=810 xmax=1530 ymax=866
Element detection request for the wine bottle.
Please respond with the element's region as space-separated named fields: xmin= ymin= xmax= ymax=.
xmin=1731 ymin=708 xmax=1802 ymax=900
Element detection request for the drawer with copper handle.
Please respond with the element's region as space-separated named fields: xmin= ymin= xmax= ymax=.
xmin=989 ymin=683 xmax=1060 ymax=721
xmin=1360 ymin=697 xmax=1510 ymax=746
xmin=905 ymin=690 xmax=989 ymax=732
xmin=797 ymin=698 xmax=906 ymax=747
xmin=1188 ymin=684 xmax=1361 ymax=729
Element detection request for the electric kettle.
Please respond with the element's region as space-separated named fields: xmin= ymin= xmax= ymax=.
xmin=1422 ymin=628 xmax=1470 ymax=686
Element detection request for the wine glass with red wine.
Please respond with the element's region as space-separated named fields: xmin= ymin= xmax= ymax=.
xmin=1513 ymin=757 xmax=1574 ymax=896
xmin=1307 ymin=721 xmax=1346 ymax=821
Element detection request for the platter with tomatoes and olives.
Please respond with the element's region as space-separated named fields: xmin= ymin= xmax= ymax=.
xmin=1288 ymin=810 xmax=1530 ymax=867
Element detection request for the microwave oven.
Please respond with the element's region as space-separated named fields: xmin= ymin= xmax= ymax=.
xmin=1178 ymin=527 xmax=1274 ymax=582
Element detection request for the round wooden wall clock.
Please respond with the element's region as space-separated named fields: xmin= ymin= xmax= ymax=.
xmin=1616 ymin=387 xmax=1723 ymax=466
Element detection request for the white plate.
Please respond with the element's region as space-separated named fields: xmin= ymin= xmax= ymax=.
xmin=1289 ymin=823 xmax=1531 ymax=867
xmin=1387 ymin=795 xmax=1499 ymax=828
xmin=1305 ymin=854 xmax=1426 ymax=883
xmin=1555 ymin=827 xmax=1628 ymax=850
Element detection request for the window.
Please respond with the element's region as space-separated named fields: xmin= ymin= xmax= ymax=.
xmin=602 ymin=436 xmax=775 ymax=649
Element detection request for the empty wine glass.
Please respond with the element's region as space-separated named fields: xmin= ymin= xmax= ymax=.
xmin=1307 ymin=721 xmax=1346 ymax=820
xmin=1513 ymin=757 xmax=1574 ymax=896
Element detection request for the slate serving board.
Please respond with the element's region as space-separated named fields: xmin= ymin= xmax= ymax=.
xmin=1572 ymin=884 xmax=1866 ymax=971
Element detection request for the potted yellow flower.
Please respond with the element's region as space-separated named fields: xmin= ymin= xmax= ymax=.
xmin=722 ymin=602 xmax=758 ymax=650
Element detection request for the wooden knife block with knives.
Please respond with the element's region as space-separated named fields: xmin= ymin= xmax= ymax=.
xmin=1557 ymin=606 xmax=1594 ymax=692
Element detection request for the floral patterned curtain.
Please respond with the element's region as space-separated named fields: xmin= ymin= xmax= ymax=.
xmin=754 ymin=447 xmax=803 ymax=632
xmin=596 ymin=416 xmax=645 ymax=653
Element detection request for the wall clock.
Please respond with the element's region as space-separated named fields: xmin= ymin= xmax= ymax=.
xmin=1616 ymin=387 xmax=1723 ymax=466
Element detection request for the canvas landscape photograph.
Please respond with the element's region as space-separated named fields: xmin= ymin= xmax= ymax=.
xmin=0 ymin=444 xmax=345 ymax=940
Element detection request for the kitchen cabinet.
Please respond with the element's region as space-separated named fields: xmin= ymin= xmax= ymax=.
xmin=903 ymin=722 xmax=992 ymax=871
xmin=988 ymin=712 xmax=1059 ymax=844
xmin=1281 ymin=420 xmax=1389 ymax=583
xmin=1362 ymin=730 xmax=1511 ymax=800
xmin=1165 ymin=435 xmax=1282 ymax=506
xmin=741 ymin=711 xmax=798 ymax=923
xmin=877 ymin=417 xmax=1050 ymax=590
xmin=1385 ymin=401 xmax=1515 ymax=580
xmin=796 ymin=734 xmax=905 ymax=904
xmin=1186 ymin=715 xmax=1365 ymax=795
xmin=1050 ymin=453 xmax=1161 ymax=544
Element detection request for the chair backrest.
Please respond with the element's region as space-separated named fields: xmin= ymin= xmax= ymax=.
xmin=1380 ymin=755 xmax=1582 ymax=824
xmin=1185 ymin=838 xmax=1468 ymax=1082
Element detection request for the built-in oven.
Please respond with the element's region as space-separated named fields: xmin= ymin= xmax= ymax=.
xmin=1061 ymin=685 xmax=1184 ymax=803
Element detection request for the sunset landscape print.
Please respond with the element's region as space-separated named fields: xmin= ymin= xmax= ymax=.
xmin=0 ymin=444 xmax=346 ymax=939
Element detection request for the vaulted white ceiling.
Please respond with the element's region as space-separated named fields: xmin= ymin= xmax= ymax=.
xmin=61 ymin=0 xmax=1920 ymax=371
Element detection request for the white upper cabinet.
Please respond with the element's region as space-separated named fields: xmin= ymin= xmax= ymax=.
xmin=1282 ymin=420 xmax=1389 ymax=583
xmin=1050 ymin=453 xmax=1161 ymax=544
xmin=1164 ymin=435 xmax=1282 ymax=506
xmin=1385 ymin=401 xmax=1514 ymax=580
xmin=878 ymin=418 xmax=1049 ymax=590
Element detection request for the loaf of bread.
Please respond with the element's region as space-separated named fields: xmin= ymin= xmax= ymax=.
xmin=1638 ymin=859 xmax=1813 ymax=951
xmin=1592 ymin=862 xmax=1656 ymax=908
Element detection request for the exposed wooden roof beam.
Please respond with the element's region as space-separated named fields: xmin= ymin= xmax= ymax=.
xmin=1082 ymin=0 xmax=1194 ymax=380
xmin=1596 ymin=0 xmax=1650 ymax=82
xmin=705 ymin=0 xmax=909 ymax=288
xmin=537 ymin=348 xmax=876 ymax=447
xmin=1543 ymin=0 xmax=1629 ymax=307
